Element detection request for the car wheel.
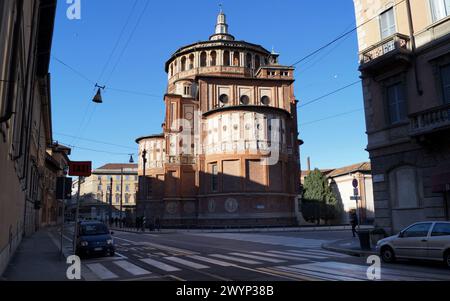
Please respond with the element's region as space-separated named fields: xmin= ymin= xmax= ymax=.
xmin=445 ymin=251 xmax=450 ymax=269
xmin=381 ymin=246 xmax=396 ymax=263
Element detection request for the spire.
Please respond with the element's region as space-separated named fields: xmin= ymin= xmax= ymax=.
xmin=210 ymin=6 xmax=235 ymax=41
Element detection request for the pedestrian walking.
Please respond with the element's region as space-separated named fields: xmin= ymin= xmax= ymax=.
xmin=350 ymin=211 xmax=358 ymax=237
xmin=155 ymin=217 xmax=161 ymax=232
xmin=142 ymin=216 xmax=146 ymax=232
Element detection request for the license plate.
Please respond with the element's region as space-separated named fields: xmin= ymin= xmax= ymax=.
xmin=94 ymin=247 xmax=103 ymax=251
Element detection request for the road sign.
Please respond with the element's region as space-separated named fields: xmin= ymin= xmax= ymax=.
xmin=350 ymin=196 xmax=361 ymax=201
xmin=69 ymin=161 xmax=92 ymax=177
xmin=352 ymin=178 xmax=358 ymax=188
xmin=56 ymin=177 xmax=72 ymax=199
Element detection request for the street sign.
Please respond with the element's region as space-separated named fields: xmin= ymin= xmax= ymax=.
xmin=69 ymin=161 xmax=92 ymax=177
xmin=350 ymin=196 xmax=361 ymax=201
xmin=56 ymin=177 xmax=72 ymax=199
xmin=353 ymin=188 xmax=359 ymax=196
xmin=352 ymin=179 xmax=358 ymax=188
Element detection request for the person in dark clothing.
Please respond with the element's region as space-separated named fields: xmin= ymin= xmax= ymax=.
xmin=141 ymin=216 xmax=146 ymax=232
xmin=350 ymin=212 xmax=358 ymax=237
xmin=155 ymin=217 xmax=161 ymax=232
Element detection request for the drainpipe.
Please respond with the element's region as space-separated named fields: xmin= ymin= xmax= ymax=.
xmin=405 ymin=0 xmax=423 ymax=95
xmin=0 ymin=0 xmax=24 ymax=123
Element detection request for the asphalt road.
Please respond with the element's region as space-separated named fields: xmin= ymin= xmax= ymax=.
xmin=65 ymin=229 xmax=450 ymax=281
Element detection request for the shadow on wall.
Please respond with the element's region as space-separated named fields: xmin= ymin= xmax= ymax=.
xmin=135 ymin=162 xmax=300 ymax=228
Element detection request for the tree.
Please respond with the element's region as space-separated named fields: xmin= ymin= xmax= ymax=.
xmin=302 ymin=169 xmax=338 ymax=225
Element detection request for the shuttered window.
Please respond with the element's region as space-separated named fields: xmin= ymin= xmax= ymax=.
xmin=387 ymin=83 xmax=407 ymax=124
xmin=380 ymin=8 xmax=396 ymax=39
xmin=430 ymin=0 xmax=450 ymax=22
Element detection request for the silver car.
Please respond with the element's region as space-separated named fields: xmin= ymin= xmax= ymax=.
xmin=376 ymin=221 xmax=450 ymax=268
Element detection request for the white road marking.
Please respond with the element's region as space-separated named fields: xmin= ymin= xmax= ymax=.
xmin=113 ymin=260 xmax=151 ymax=276
xmin=295 ymin=249 xmax=351 ymax=258
xmin=140 ymin=258 xmax=181 ymax=272
xmin=115 ymin=237 xmax=195 ymax=255
xmin=187 ymin=255 xmax=236 ymax=267
xmin=190 ymin=233 xmax=327 ymax=248
xmin=268 ymin=250 xmax=328 ymax=259
xmin=275 ymin=265 xmax=362 ymax=281
xmin=251 ymin=251 xmax=312 ymax=262
xmin=210 ymin=254 xmax=261 ymax=265
xmin=164 ymin=256 xmax=209 ymax=269
xmin=229 ymin=252 xmax=285 ymax=263
xmin=86 ymin=263 xmax=118 ymax=280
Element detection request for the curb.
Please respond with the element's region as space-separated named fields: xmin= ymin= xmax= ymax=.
xmin=111 ymin=225 xmax=374 ymax=234
xmin=321 ymin=243 xmax=377 ymax=257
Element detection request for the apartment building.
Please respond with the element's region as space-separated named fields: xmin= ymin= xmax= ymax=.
xmin=354 ymin=0 xmax=450 ymax=233
xmin=0 ymin=0 xmax=57 ymax=275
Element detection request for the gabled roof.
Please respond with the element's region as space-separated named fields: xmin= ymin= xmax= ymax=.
xmin=327 ymin=162 xmax=371 ymax=178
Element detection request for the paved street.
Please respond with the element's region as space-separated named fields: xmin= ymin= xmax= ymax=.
xmin=56 ymin=229 xmax=450 ymax=281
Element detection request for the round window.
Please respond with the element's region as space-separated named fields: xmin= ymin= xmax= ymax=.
xmin=219 ymin=94 xmax=229 ymax=104
xmin=261 ymin=96 xmax=270 ymax=105
xmin=240 ymin=95 xmax=250 ymax=105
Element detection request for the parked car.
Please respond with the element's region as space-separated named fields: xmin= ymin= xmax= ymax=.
xmin=75 ymin=221 xmax=115 ymax=258
xmin=376 ymin=221 xmax=450 ymax=268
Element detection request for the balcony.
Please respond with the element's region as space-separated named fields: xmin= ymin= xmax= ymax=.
xmin=410 ymin=103 xmax=450 ymax=137
xmin=359 ymin=33 xmax=412 ymax=74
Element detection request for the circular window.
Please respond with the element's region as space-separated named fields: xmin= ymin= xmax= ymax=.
xmin=219 ymin=94 xmax=229 ymax=104
xmin=240 ymin=95 xmax=250 ymax=105
xmin=261 ymin=96 xmax=270 ymax=105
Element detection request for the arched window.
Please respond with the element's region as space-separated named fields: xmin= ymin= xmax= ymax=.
xmin=233 ymin=52 xmax=240 ymax=66
xmin=174 ymin=60 xmax=178 ymax=72
xmin=210 ymin=51 xmax=217 ymax=66
xmin=200 ymin=52 xmax=207 ymax=67
xmin=170 ymin=64 xmax=173 ymax=76
xmin=246 ymin=53 xmax=252 ymax=68
xmin=255 ymin=55 xmax=260 ymax=70
xmin=181 ymin=57 xmax=186 ymax=71
xmin=188 ymin=54 xmax=194 ymax=70
xmin=223 ymin=50 xmax=230 ymax=66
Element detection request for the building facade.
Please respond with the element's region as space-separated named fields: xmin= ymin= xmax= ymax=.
xmin=327 ymin=162 xmax=375 ymax=225
xmin=76 ymin=164 xmax=139 ymax=219
xmin=354 ymin=0 xmax=450 ymax=233
xmin=0 ymin=0 xmax=57 ymax=275
xmin=136 ymin=11 xmax=301 ymax=227
xmin=41 ymin=143 xmax=71 ymax=227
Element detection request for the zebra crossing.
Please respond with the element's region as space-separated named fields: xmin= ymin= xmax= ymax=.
xmin=81 ymin=247 xmax=351 ymax=281
xmin=268 ymin=261 xmax=450 ymax=281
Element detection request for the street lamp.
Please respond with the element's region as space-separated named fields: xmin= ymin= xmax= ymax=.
xmin=92 ymin=84 xmax=105 ymax=104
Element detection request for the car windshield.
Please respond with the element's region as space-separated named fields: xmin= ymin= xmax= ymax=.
xmin=80 ymin=224 xmax=109 ymax=236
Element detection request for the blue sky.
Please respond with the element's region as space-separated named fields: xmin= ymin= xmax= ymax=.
xmin=50 ymin=0 xmax=369 ymax=170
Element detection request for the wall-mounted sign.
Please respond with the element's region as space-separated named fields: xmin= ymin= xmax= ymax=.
xmin=69 ymin=161 xmax=92 ymax=177
xmin=373 ymin=174 xmax=385 ymax=183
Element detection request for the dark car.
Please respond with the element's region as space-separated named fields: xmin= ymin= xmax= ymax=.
xmin=75 ymin=221 xmax=115 ymax=258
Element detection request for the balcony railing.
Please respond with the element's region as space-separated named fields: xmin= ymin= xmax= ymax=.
xmin=360 ymin=33 xmax=411 ymax=65
xmin=410 ymin=103 xmax=450 ymax=136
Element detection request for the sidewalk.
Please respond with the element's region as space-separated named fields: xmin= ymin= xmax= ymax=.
xmin=1 ymin=228 xmax=70 ymax=281
xmin=111 ymin=224 xmax=374 ymax=234
xmin=322 ymin=237 xmax=377 ymax=257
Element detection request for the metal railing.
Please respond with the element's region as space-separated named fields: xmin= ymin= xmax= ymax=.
xmin=360 ymin=33 xmax=410 ymax=65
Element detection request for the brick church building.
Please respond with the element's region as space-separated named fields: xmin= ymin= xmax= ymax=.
xmin=136 ymin=10 xmax=302 ymax=227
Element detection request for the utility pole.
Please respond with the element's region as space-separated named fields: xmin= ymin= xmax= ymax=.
xmin=73 ymin=177 xmax=82 ymax=254
xmin=109 ymin=177 xmax=113 ymax=225
xmin=120 ymin=167 xmax=123 ymax=227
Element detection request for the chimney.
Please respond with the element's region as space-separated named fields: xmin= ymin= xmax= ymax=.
xmin=307 ymin=157 xmax=311 ymax=172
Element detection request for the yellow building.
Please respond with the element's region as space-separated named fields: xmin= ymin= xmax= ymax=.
xmin=76 ymin=164 xmax=139 ymax=218
xmin=353 ymin=0 xmax=450 ymax=233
